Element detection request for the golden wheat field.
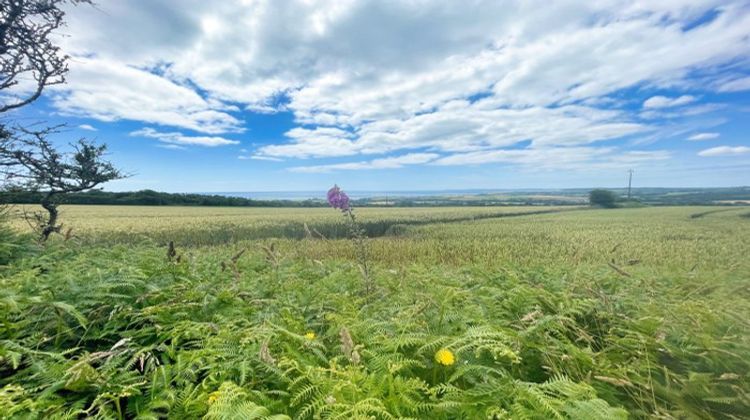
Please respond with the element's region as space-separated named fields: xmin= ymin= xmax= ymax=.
xmin=7 ymin=204 xmax=568 ymax=245
xmin=6 ymin=204 xmax=750 ymax=270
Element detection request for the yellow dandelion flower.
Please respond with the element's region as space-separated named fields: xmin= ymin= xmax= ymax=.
xmin=207 ymin=391 xmax=220 ymax=404
xmin=435 ymin=348 xmax=455 ymax=366
xmin=305 ymin=331 xmax=316 ymax=340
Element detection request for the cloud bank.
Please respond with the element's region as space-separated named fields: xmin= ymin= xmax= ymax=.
xmin=51 ymin=0 xmax=750 ymax=168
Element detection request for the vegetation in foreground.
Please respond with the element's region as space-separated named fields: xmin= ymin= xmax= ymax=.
xmin=1 ymin=2 xmax=748 ymax=418
xmin=1 ymin=205 xmax=749 ymax=419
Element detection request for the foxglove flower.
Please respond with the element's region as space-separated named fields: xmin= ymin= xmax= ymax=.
xmin=327 ymin=184 xmax=350 ymax=211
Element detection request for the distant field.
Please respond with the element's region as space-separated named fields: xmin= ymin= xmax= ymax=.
xmin=6 ymin=204 xmax=572 ymax=245
xmin=3 ymin=204 xmax=749 ymax=418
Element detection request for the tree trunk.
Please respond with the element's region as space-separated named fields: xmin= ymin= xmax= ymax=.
xmin=40 ymin=192 xmax=59 ymax=241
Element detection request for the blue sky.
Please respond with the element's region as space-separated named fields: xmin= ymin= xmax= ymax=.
xmin=4 ymin=0 xmax=750 ymax=192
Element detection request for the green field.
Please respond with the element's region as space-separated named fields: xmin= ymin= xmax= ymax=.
xmin=2 ymin=205 xmax=749 ymax=418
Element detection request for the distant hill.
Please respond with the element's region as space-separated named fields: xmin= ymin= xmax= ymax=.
xmin=595 ymin=187 xmax=750 ymax=205
xmin=1 ymin=187 xmax=748 ymax=207
xmin=354 ymin=187 xmax=750 ymax=206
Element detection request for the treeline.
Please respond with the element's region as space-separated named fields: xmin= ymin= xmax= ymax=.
xmin=0 ymin=189 xmax=582 ymax=208
xmin=0 ymin=189 xmax=327 ymax=207
xmin=570 ymin=187 xmax=750 ymax=205
xmin=635 ymin=187 xmax=750 ymax=205
xmin=3 ymin=187 xmax=748 ymax=208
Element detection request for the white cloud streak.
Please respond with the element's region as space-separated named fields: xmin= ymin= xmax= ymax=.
xmin=643 ymin=95 xmax=696 ymax=109
xmin=716 ymin=76 xmax=750 ymax=92
xmin=687 ymin=132 xmax=720 ymax=141
xmin=241 ymin=155 xmax=283 ymax=161
xmin=698 ymin=146 xmax=750 ymax=156
xmin=432 ymin=147 xmax=669 ymax=171
xmin=290 ymin=153 xmax=439 ymax=173
xmin=130 ymin=127 xmax=239 ymax=147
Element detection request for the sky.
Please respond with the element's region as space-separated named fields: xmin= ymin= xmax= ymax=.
xmin=4 ymin=0 xmax=750 ymax=192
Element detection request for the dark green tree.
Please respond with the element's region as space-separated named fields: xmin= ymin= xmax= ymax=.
xmin=1 ymin=126 xmax=124 ymax=240
xmin=589 ymin=189 xmax=618 ymax=208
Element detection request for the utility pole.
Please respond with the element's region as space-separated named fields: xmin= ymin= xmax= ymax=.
xmin=627 ymin=169 xmax=634 ymax=200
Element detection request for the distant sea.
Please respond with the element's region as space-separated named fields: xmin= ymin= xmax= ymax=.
xmin=210 ymin=190 xmax=520 ymax=201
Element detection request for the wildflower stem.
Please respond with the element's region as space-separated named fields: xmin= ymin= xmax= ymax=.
xmin=344 ymin=208 xmax=372 ymax=295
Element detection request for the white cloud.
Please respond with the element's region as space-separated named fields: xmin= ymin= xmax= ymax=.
xmin=46 ymin=0 xmax=750 ymax=169
xmin=131 ymin=127 xmax=239 ymax=147
xmin=241 ymin=155 xmax=283 ymax=161
xmin=157 ymin=144 xmax=186 ymax=150
xmin=78 ymin=124 xmax=97 ymax=131
xmin=716 ymin=76 xmax=750 ymax=92
xmin=639 ymin=103 xmax=725 ymax=120
xmin=260 ymin=127 xmax=358 ymax=158
xmin=288 ymin=146 xmax=671 ymax=176
xmin=611 ymin=150 xmax=671 ymax=164
xmin=51 ymin=58 xmax=243 ymax=134
xmin=698 ymin=146 xmax=750 ymax=157
xmin=432 ymin=147 xmax=610 ymax=167
xmin=687 ymin=132 xmax=720 ymax=141
xmin=290 ymin=153 xmax=439 ymax=173
xmin=643 ymin=95 xmax=696 ymax=109
xmin=432 ymin=147 xmax=669 ymax=170
xmin=256 ymin=103 xmax=645 ymax=159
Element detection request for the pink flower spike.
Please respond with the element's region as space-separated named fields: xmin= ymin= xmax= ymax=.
xmin=327 ymin=184 xmax=350 ymax=211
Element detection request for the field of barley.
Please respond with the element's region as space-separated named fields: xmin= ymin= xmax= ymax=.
xmin=1 ymin=204 xmax=749 ymax=419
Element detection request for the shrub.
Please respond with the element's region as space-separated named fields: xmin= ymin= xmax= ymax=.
xmin=589 ymin=189 xmax=618 ymax=208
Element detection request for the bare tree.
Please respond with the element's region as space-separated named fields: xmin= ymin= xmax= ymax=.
xmin=1 ymin=125 xmax=123 ymax=240
xmin=0 ymin=0 xmax=123 ymax=241
xmin=1 ymin=0 xmax=86 ymax=167
xmin=1 ymin=0 xmax=88 ymax=113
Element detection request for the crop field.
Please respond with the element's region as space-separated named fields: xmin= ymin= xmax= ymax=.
xmin=5 ymin=205 xmax=571 ymax=246
xmin=1 ymin=205 xmax=749 ymax=418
